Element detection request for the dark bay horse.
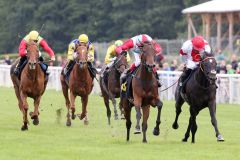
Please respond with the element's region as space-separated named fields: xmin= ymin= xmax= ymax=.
xmin=10 ymin=40 xmax=47 ymax=131
xmin=172 ymin=53 xmax=224 ymax=143
xmin=100 ymin=52 xmax=128 ymax=125
xmin=121 ymin=42 xmax=163 ymax=143
xmin=60 ymin=44 xmax=94 ymax=126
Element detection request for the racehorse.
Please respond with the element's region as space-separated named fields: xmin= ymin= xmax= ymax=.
xmin=60 ymin=44 xmax=94 ymax=126
xmin=10 ymin=40 xmax=47 ymax=131
xmin=100 ymin=52 xmax=128 ymax=125
xmin=121 ymin=42 xmax=163 ymax=143
xmin=172 ymin=53 xmax=224 ymax=143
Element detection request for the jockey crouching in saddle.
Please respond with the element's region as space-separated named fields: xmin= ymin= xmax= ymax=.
xmin=63 ymin=34 xmax=97 ymax=78
xmin=100 ymin=40 xmax=131 ymax=77
xmin=115 ymin=34 xmax=163 ymax=87
xmin=14 ymin=30 xmax=55 ymax=78
xmin=179 ymin=35 xmax=211 ymax=93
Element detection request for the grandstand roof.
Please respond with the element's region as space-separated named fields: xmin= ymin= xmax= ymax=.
xmin=182 ymin=0 xmax=240 ymax=14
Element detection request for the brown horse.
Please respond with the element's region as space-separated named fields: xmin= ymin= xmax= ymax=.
xmin=100 ymin=52 xmax=128 ymax=125
xmin=10 ymin=40 xmax=47 ymax=131
xmin=121 ymin=42 xmax=163 ymax=143
xmin=60 ymin=44 xmax=94 ymax=126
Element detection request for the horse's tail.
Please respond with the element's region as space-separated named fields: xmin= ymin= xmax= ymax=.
xmin=10 ymin=57 xmax=20 ymax=75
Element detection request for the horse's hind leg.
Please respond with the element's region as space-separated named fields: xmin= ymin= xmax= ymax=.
xmin=110 ymin=97 xmax=118 ymax=120
xmin=61 ymin=78 xmax=71 ymax=126
xmin=123 ymin=99 xmax=132 ymax=141
xmin=142 ymin=105 xmax=150 ymax=143
xmin=119 ymin=101 xmax=125 ymax=119
xmin=103 ymin=95 xmax=111 ymax=125
xmin=172 ymin=94 xmax=185 ymax=129
xmin=208 ymin=103 xmax=224 ymax=141
xmin=153 ymin=100 xmax=163 ymax=136
xmin=31 ymin=96 xmax=41 ymax=125
xmin=70 ymin=91 xmax=77 ymax=120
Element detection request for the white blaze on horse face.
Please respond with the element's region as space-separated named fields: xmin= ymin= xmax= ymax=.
xmin=211 ymin=70 xmax=217 ymax=74
xmin=209 ymin=59 xmax=213 ymax=63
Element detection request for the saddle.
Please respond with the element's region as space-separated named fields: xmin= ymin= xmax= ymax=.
xmin=16 ymin=57 xmax=48 ymax=80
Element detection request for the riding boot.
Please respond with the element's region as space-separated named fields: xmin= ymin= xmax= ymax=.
xmin=63 ymin=60 xmax=74 ymax=76
xmin=155 ymin=72 xmax=162 ymax=87
xmin=14 ymin=56 xmax=27 ymax=76
xmin=87 ymin=62 xmax=98 ymax=78
xmin=120 ymin=68 xmax=131 ymax=85
xmin=179 ymin=68 xmax=192 ymax=93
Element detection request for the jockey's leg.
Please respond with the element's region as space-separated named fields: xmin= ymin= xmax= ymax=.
xmin=14 ymin=56 xmax=27 ymax=75
xmin=87 ymin=61 xmax=98 ymax=78
xmin=179 ymin=69 xmax=192 ymax=93
xmin=153 ymin=67 xmax=162 ymax=87
xmin=63 ymin=59 xmax=74 ymax=76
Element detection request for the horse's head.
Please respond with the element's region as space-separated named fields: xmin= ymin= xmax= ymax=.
xmin=199 ymin=52 xmax=217 ymax=84
xmin=114 ymin=51 xmax=128 ymax=74
xmin=75 ymin=44 xmax=88 ymax=69
xmin=140 ymin=42 xmax=156 ymax=72
xmin=27 ymin=40 xmax=39 ymax=70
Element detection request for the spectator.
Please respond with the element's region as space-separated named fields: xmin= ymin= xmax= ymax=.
xmin=215 ymin=49 xmax=225 ymax=62
xmin=226 ymin=64 xmax=235 ymax=74
xmin=217 ymin=60 xmax=227 ymax=74
xmin=162 ymin=62 xmax=170 ymax=71
xmin=231 ymin=54 xmax=238 ymax=71
xmin=4 ymin=55 xmax=11 ymax=65
xmin=170 ymin=59 xmax=178 ymax=71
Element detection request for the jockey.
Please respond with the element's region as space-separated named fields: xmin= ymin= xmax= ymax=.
xmin=100 ymin=40 xmax=131 ymax=77
xmin=179 ymin=35 xmax=211 ymax=92
xmin=116 ymin=34 xmax=163 ymax=87
xmin=14 ymin=30 xmax=55 ymax=75
xmin=63 ymin=34 xmax=96 ymax=77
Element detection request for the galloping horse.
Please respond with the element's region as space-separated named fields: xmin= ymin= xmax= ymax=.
xmin=121 ymin=42 xmax=163 ymax=143
xmin=60 ymin=44 xmax=94 ymax=126
xmin=172 ymin=53 xmax=224 ymax=143
xmin=10 ymin=40 xmax=47 ymax=131
xmin=100 ymin=52 xmax=128 ymax=125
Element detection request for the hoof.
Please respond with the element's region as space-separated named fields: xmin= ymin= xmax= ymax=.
xmin=142 ymin=140 xmax=147 ymax=143
xmin=134 ymin=128 xmax=141 ymax=134
xmin=33 ymin=118 xmax=39 ymax=125
xmin=114 ymin=115 xmax=118 ymax=120
xmin=71 ymin=114 xmax=76 ymax=120
xmin=77 ymin=114 xmax=86 ymax=120
xmin=153 ymin=128 xmax=160 ymax=136
xmin=182 ymin=138 xmax=188 ymax=142
xmin=217 ymin=135 xmax=225 ymax=142
xmin=21 ymin=125 xmax=28 ymax=131
xmin=66 ymin=120 xmax=71 ymax=127
xmin=172 ymin=123 xmax=179 ymax=129
xmin=84 ymin=120 xmax=89 ymax=125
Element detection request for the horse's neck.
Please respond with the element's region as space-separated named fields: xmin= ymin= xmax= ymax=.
xmin=25 ymin=65 xmax=41 ymax=80
xmin=136 ymin=64 xmax=154 ymax=81
xmin=195 ymin=68 xmax=210 ymax=87
xmin=74 ymin=65 xmax=89 ymax=79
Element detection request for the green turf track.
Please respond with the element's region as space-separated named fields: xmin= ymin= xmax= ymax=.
xmin=0 ymin=87 xmax=239 ymax=160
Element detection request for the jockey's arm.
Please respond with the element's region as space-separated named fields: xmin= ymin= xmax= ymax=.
xmin=40 ymin=39 xmax=55 ymax=58
xmin=18 ymin=39 xmax=27 ymax=57
xmin=67 ymin=43 xmax=75 ymax=60
xmin=116 ymin=39 xmax=134 ymax=54
xmin=105 ymin=45 xmax=115 ymax=64
xmin=87 ymin=44 xmax=94 ymax=62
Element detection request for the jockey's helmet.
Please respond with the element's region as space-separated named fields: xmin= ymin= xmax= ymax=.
xmin=192 ymin=36 xmax=205 ymax=51
xmin=78 ymin=34 xmax=89 ymax=43
xmin=114 ymin=40 xmax=123 ymax=46
xmin=29 ymin=30 xmax=39 ymax=41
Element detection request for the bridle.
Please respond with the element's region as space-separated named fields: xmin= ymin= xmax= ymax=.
xmin=199 ymin=56 xmax=217 ymax=84
xmin=140 ymin=43 xmax=156 ymax=72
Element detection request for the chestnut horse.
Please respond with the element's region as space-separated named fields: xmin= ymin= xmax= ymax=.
xmin=60 ymin=44 xmax=94 ymax=126
xmin=100 ymin=52 xmax=128 ymax=125
xmin=172 ymin=53 xmax=224 ymax=143
xmin=121 ymin=42 xmax=163 ymax=143
xmin=10 ymin=40 xmax=47 ymax=131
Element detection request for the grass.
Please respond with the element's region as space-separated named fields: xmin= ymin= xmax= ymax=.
xmin=0 ymin=87 xmax=239 ymax=160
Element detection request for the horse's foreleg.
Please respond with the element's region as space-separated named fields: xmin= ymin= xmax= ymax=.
xmin=208 ymin=103 xmax=224 ymax=141
xmin=80 ymin=95 xmax=88 ymax=122
xmin=31 ymin=96 xmax=41 ymax=125
xmin=172 ymin=95 xmax=185 ymax=129
xmin=133 ymin=97 xmax=142 ymax=134
xmin=153 ymin=100 xmax=163 ymax=136
xmin=123 ymin=99 xmax=132 ymax=141
xmin=182 ymin=116 xmax=192 ymax=142
xmin=61 ymin=80 xmax=71 ymax=126
xmin=13 ymin=84 xmax=23 ymax=112
xmin=119 ymin=101 xmax=125 ymax=120
xmin=20 ymin=92 xmax=28 ymax=131
xmin=70 ymin=91 xmax=76 ymax=120
xmin=142 ymin=105 xmax=150 ymax=143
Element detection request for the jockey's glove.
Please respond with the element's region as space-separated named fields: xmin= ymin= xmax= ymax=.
xmin=51 ymin=56 xmax=56 ymax=61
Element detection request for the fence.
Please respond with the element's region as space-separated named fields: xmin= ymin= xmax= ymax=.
xmin=1 ymin=64 xmax=240 ymax=104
